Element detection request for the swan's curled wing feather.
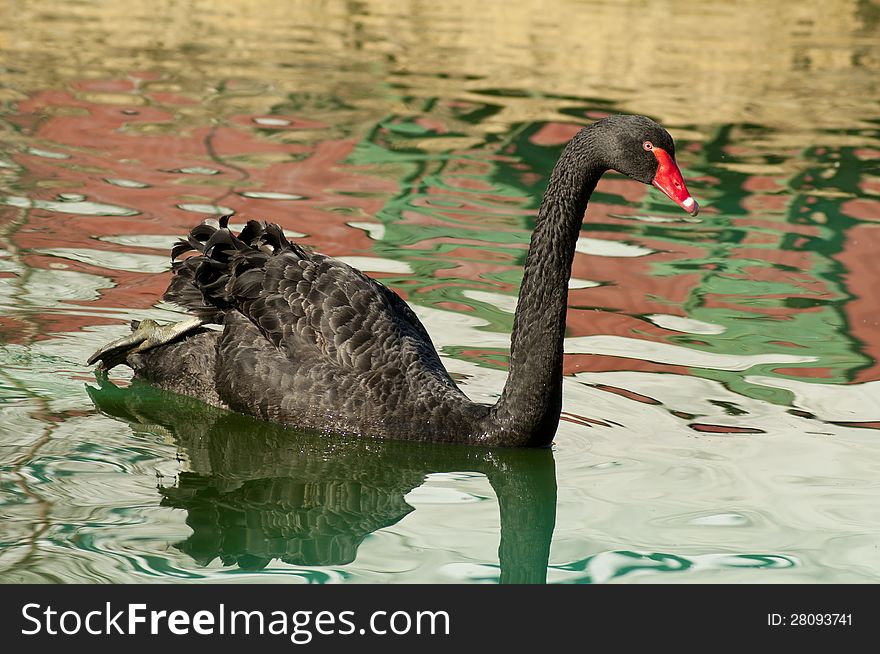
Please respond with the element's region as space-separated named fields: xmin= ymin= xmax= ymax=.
xmin=163 ymin=218 xmax=443 ymax=374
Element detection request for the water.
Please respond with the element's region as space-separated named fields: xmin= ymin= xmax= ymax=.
xmin=1 ymin=0 xmax=880 ymax=583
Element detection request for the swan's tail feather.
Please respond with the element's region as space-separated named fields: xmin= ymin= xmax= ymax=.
xmin=164 ymin=216 xmax=306 ymax=319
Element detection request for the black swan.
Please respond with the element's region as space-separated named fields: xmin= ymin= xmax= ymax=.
xmin=88 ymin=114 xmax=698 ymax=447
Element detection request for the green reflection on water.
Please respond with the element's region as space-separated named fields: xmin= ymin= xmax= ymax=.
xmin=87 ymin=377 xmax=558 ymax=584
xmin=552 ymin=551 xmax=798 ymax=584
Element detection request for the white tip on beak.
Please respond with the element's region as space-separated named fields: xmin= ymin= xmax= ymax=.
xmin=681 ymin=196 xmax=699 ymax=216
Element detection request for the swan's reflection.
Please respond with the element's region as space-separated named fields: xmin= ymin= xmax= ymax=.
xmin=87 ymin=379 xmax=557 ymax=583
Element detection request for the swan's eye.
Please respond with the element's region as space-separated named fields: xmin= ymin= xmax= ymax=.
xmin=643 ymin=141 xmax=654 ymax=151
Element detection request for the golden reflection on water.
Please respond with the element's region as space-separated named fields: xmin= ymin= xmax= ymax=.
xmin=2 ymin=0 xmax=878 ymax=135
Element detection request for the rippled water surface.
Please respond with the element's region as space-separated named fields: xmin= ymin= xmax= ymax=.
xmin=2 ymin=0 xmax=880 ymax=583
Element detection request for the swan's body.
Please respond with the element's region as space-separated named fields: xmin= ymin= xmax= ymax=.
xmin=131 ymin=233 xmax=491 ymax=442
xmin=90 ymin=114 xmax=698 ymax=447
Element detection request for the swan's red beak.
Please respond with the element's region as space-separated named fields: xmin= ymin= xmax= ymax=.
xmin=651 ymin=148 xmax=699 ymax=216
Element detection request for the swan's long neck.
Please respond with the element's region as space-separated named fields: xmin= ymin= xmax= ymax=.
xmin=490 ymin=127 xmax=606 ymax=446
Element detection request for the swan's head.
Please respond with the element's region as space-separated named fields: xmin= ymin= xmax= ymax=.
xmin=596 ymin=114 xmax=699 ymax=216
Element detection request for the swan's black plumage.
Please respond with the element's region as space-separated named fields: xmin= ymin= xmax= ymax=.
xmin=96 ymin=114 xmax=697 ymax=447
xmin=137 ymin=216 xmax=486 ymax=442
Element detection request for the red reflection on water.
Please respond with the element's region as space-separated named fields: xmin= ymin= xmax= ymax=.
xmin=689 ymin=423 xmax=766 ymax=434
xmin=3 ymin=81 xmax=399 ymax=343
xmin=837 ymin=224 xmax=880 ymax=383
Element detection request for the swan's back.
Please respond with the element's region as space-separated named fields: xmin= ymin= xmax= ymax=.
xmin=131 ymin=217 xmax=489 ymax=441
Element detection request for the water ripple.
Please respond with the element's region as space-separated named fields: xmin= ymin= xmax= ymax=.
xmin=2 ymin=194 xmax=139 ymax=216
